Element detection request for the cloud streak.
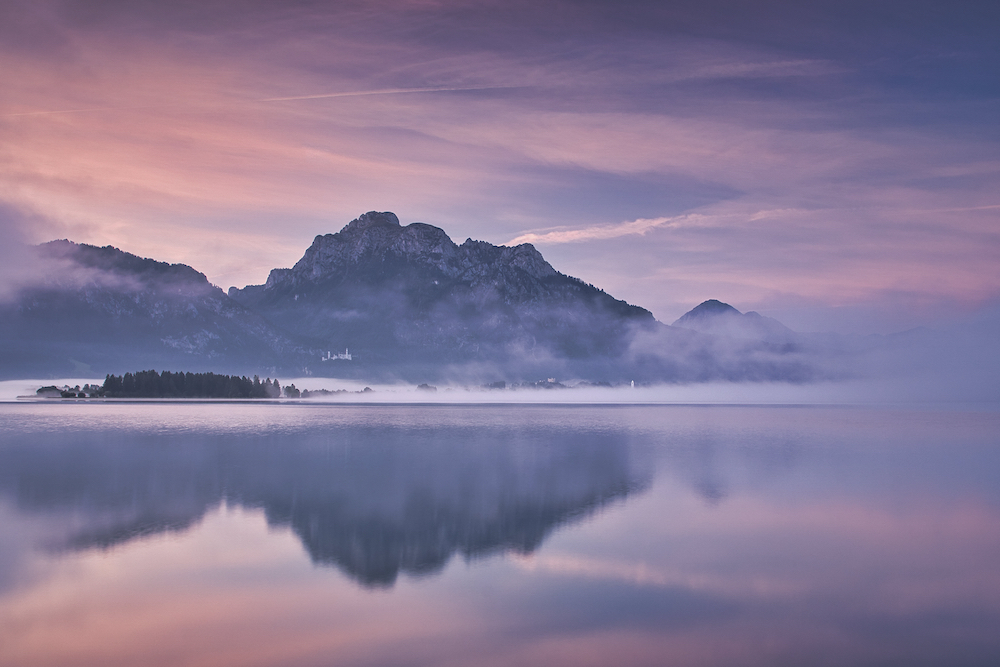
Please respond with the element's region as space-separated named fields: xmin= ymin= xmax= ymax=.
xmin=0 ymin=85 xmax=520 ymax=117
xmin=508 ymin=214 xmax=708 ymax=245
xmin=258 ymin=84 xmax=518 ymax=103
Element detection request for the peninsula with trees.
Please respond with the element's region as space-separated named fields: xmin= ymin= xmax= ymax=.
xmin=37 ymin=370 xmax=298 ymax=399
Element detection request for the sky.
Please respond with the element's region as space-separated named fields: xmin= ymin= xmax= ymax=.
xmin=1 ymin=0 xmax=998 ymax=333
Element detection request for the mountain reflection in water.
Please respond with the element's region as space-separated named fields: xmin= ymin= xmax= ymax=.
xmin=0 ymin=410 xmax=647 ymax=586
xmin=3 ymin=404 xmax=1000 ymax=667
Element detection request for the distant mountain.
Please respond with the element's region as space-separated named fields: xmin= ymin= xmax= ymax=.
xmin=0 ymin=240 xmax=305 ymax=379
xmin=0 ymin=213 xmax=834 ymax=383
xmin=673 ymin=299 xmax=796 ymax=343
xmin=229 ymin=211 xmax=656 ymax=378
xmin=222 ymin=212 xmax=826 ymax=383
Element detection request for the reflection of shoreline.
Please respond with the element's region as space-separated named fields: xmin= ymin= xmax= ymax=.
xmin=0 ymin=421 xmax=648 ymax=587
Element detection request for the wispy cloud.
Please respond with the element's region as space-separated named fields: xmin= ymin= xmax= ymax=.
xmin=0 ymin=86 xmax=520 ymax=118
xmin=258 ymin=85 xmax=517 ymax=103
xmin=679 ymin=58 xmax=841 ymax=81
xmin=507 ymin=214 xmax=709 ymax=245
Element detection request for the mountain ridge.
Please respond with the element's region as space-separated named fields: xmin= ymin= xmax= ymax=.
xmin=1 ymin=211 xmax=827 ymax=383
xmin=228 ymin=211 xmax=656 ymax=374
xmin=0 ymin=239 xmax=305 ymax=378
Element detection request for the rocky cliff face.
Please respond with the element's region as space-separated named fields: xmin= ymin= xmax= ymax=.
xmin=0 ymin=240 xmax=304 ymax=378
xmin=285 ymin=212 xmax=558 ymax=287
xmin=229 ymin=212 xmax=656 ymax=373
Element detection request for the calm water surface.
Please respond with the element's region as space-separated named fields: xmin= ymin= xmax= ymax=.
xmin=0 ymin=402 xmax=998 ymax=666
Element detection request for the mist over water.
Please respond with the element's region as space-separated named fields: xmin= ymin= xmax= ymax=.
xmin=0 ymin=402 xmax=998 ymax=666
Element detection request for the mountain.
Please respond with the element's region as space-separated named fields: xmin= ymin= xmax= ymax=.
xmin=673 ymin=299 xmax=796 ymax=343
xmin=229 ymin=211 xmax=657 ymax=378
xmin=226 ymin=212 xmax=826 ymax=382
xmin=0 ymin=240 xmax=305 ymax=379
xmin=0 ymin=214 xmax=830 ymax=383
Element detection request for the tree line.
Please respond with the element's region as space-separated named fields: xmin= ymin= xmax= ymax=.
xmin=98 ymin=370 xmax=299 ymax=398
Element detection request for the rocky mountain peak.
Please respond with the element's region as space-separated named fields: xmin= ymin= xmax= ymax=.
xmin=287 ymin=212 xmax=459 ymax=284
xmin=340 ymin=210 xmax=401 ymax=234
xmin=225 ymin=211 xmax=656 ymax=371
xmin=246 ymin=212 xmax=564 ymax=292
xmin=507 ymin=243 xmax=557 ymax=279
xmin=458 ymin=238 xmax=557 ymax=281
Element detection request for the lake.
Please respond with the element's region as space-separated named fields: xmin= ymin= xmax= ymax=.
xmin=1 ymin=402 xmax=998 ymax=666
